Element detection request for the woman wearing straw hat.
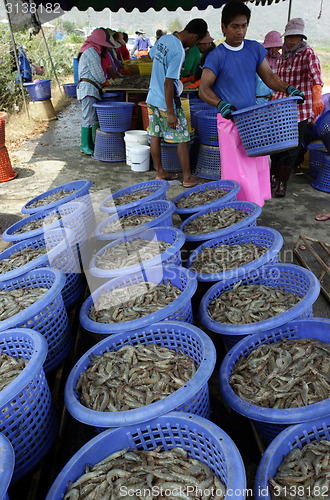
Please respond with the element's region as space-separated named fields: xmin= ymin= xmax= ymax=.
xmin=270 ymin=18 xmax=324 ymax=197
xmin=77 ymin=28 xmax=113 ymax=155
xmin=256 ymin=31 xmax=282 ymax=104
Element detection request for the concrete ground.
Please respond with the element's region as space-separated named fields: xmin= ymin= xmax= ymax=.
xmin=1 ymin=98 xmax=329 ymax=316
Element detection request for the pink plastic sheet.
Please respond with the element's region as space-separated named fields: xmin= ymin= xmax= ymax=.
xmin=217 ymin=114 xmax=271 ymax=207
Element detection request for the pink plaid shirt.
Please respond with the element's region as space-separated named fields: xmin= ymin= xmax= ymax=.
xmin=274 ymin=46 xmax=323 ymax=122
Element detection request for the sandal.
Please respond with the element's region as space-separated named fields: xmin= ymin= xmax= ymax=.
xmin=155 ymin=174 xmax=178 ymax=181
xmin=182 ymin=180 xmax=204 ymax=188
xmin=315 ymin=213 xmax=330 ymax=221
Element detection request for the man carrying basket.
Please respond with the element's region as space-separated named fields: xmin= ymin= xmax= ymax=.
xmin=199 ymin=2 xmax=305 ymax=206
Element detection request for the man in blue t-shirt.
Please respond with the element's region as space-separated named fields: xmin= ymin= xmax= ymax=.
xmin=199 ymin=2 xmax=304 ymax=203
xmin=146 ymin=18 xmax=207 ymax=187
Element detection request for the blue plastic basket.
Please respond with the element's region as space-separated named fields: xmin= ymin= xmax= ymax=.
xmin=219 ymin=318 xmax=330 ymax=446
xmin=93 ymin=102 xmax=135 ymax=132
xmin=62 ymin=83 xmax=77 ymax=98
xmin=92 ymin=130 xmax=126 ymax=162
xmin=99 ymin=179 xmax=169 ymax=214
xmin=232 ymin=97 xmax=302 ymax=157
xmin=194 ymin=144 xmax=221 ymax=180
xmin=190 ymin=105 xmax=217 ymax=135
xmin=173 ymin=180 xmax=240 ymax=221
xmin=80 ymin=264 xmax=197 ymax=335
xmin=197 ymin=112 xmax=219 ymax=146
xmin=95 ymin=200 xmax=176 ymax=241
xmin=311 ymin=153 xmax=330 ymax=193
xmin=89 ymin=227 xmax=186 ymax=279
xmin=0 ymin=268 xmax=71 ymax=372
xmin=23 ymin=79 xmax=52 ymax=101
xmin=180 ymin=201 xmax=262 ymax=248
xmin=307 ymin=142 xmax=328 ymax=178
xmin=3 ymin=201 xmax=89 ymax=264
xmin=255 ymin=415 xmax=330 ymax=499
xmin=0 ymin=228 xmax=83 ymax=308
xmin=200 ymin=263 xmax=320 ymax=348
xmin=0 ymin=328 xmax=57 ymax=481
xmin=101 ymin=92 xmax=123 ymax=101
xmin=45 ymin=412 xmax=246 ymax=500
xmin=314 ymin=109 xmax=330 ymax=153
xmin=0 ymin=433 xmax=14 ymax=500
xmin=187 ymin=226 xmax=283 ymax=283
xmin=65 ymin=321 xmax=216 ymax=429
xmin=20 ymin=180 xmax=95 ymax=238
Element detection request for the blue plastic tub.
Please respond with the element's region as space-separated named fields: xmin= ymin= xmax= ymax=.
xmin=194 ymin=144 xmax=221 ymax=180
xmin=95 ymin=200 xmax=176 ymax=241
xmin=232 ymin=96 xmax=302 ymax=157
xmin=0 ymin=228 xmax=82 ymax=308
xmin=199 ymin=263 xmax=320 ymax=348
xmin=180 ymin=200 xmax=262 ymax=248
xmin=80 ymin=264 xmax=198 ymax=335
xmin=45 ymin=412 xmax=246 ymax=500
xmin=0 ymin=433 xmax=14 ymax=500
xmin=197 ymin=111 xmax=219 ymax=146
xmin=93 ymin=102 xmax=135 ymax=132
xmin=311 ymin=153 xmax=330 ymax=193
xmin=100 ymin=179 xmax=169 ymax=214
xmin=101 ymin=91 xmax=123 ymax=101
xmin=0 ymin=328 xmax=57 ymax=481
xmin=89 ymin=226 xmax=185 ymax=279
xmin=219 ymin=318 xmax=330 ymax=446
xmin=187 ymin=226 xmax=283 ymax=283
xmin=23 ymin=79 xmax=52 ymax=101
xmin=307 ymin=142 xmax=328 ymax=178
xmin=173 ymin=180 xmax=240 ymax=220
xmin=255 ymin=415 xmax=330 ymax=499
xmin=0 ymin=268 xmax=70 ymax=373
xmin=62 ymin=83 xmax=77 ymax=98
xmin=65 ymin=321 xmax=216 ymax=429
xmin=92 ymin=129 xmax=125 ymax=162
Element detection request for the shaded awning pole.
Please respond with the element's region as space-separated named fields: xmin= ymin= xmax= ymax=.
xmin=3 ymin=0 xmax=29 ymax=116
xmin=287 ymin=0 xmax=292 ymax=20
xmin=37 ymin=16 xmax=63 ymax=95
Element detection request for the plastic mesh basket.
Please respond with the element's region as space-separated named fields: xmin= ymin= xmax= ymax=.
xmin=219 ymin=318 xmax=330 ymax=446
xmin=99 ymin=179 xmax=169 ymax=214
xmin=180 ymin=200 xmax=262 ymax=248
xmin=0 ymin=228 xmax=83 ymax=308
xmin=232 ymin=97 xmax=302 ymax=157
xmin=21 ymin=179 xmax=95 ymax=238
xmin=89 ymin=226 xmax=185 ymax=278
xmin=0 ymin=146 xmax=17 ymax=183
xmin=62 ymin=83 xmax=77 ymax=98
xmin=23 ymin=79 xmax=52 ymax=101
xmin=45 ymin=412 xmax=246 ymax=500
xmin=138 ymin=61 xmax=153 ymax=75
xmin=0 ymin=432 xmax=14 ymax=499
xmin=92 ymin=129 xmax=126 ymax=162
xmin=160 ymin=139 xmax=194 ymax=172
xmin=0 ymin=328 xmax=57 ymax=481
xmin=93 ymin=102 xmax=135 ymax=132
xmin=197 ymin=112 xmax=219 ymax=146
xmin=173 ymin=180 xmax=240 ymax=221
xmin=307 ymin=142 xmax=328 ymax=178
xmin=311 ymin=153 xmax=330 ymax=193
xmin=95 ymin=200 xmax=176 ymax=241
xmin=255 ymin=414 xmax=330 ymax=499
xmin=314 ymin=109 xmax=330 ymax=153
xmin=200 ymin=263 xmax=320 ymax=349
xmin=0 ymin=111 xmax=7 ymax=148
xmin=190 ymin=106 xmax=217 ymax=134
xmin=0 ymin=268 xmax=71 ymax=373
xmin=138 ymin=101 xmax=149 ymax=130
xmin=80 ymin=264 xmax=198 ymax=335
xmin=187 ymin=226 xmax=283 ymax=283
xmin=65 ymin=321 xmax=216 ymax=428
xmin=194 ymin=144 xmax=221 ymax=180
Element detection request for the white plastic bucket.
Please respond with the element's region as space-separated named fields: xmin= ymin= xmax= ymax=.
xmin=124 ymin=130 xmax=148 ymax=165
xmin=130 ymin=145 xmax=150 ymax=172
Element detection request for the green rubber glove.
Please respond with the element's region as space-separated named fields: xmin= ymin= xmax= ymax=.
xmin=217 ymin=100 xmax=237 ymax=119
xmin=286 ymin=85 xmax=305 ymax=102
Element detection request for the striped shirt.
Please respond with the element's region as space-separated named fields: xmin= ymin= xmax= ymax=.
xmin=274 ymin=46 xmax=323 ymax=122
xmin=76 ymin=47 xmax=106 ymax=101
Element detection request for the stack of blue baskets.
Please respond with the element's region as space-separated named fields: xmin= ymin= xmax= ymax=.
xmin=309 ymin=112 xmax=330 ymax=192
xmin=194 ymin=109 xmax=220 ymax=180
xmin=92 ymin=102 xmax=135 ymax=162
xmin=307 ymin=142 xmax=328 ymax=178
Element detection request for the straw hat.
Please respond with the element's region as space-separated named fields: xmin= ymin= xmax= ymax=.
xmin=262 ymin=31 xmax=282 ymax=48
xmin=282 ymin=18 xmax=307 ymax=40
